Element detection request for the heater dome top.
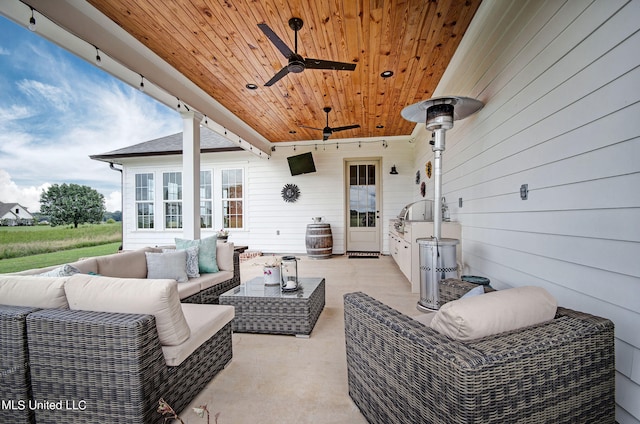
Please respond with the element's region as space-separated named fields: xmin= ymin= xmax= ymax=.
xmin=401 ymin=96 xmax=484 ymax=123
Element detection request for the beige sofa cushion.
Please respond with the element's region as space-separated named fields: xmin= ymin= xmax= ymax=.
xmin=95 ymin=249 xmax=149 ymax=278
xmin=175 ymin=280 xmax=202 ymax=300
xmin=162 ymin=303 xmax=234 ymax=366
xmin=64 ymin=274 xmax=190 ymax=346
xmin=430 ymin=286 xmax=557 ymax=341
xmin=216 ymin=242 xmax=235 ymax=272
xmin=0 ymin=275 xmax=69 ymax=308
xmin=190 ymin=270 xmax=234 ymax=291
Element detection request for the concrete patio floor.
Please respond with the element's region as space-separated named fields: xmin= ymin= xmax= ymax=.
xmin=178 ymin=253 xmax=420 ymax=424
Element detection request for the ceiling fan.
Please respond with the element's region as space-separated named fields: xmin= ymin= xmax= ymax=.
xmin=258 ymin=17 xmax=356 ymax=87
xmin=300 ymin=107 xmax=360 ymax=140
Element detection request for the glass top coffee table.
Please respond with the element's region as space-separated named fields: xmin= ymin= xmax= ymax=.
xmin=219 ymin=277 xmax=325 ymax=338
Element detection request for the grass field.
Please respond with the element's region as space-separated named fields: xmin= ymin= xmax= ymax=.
xmin=0 ymin=223 xmax=122 ymax=273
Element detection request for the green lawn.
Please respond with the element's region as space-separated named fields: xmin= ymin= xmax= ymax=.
xmin=0 ymin=242 xmax=122 ymax=274
xmin=0 ymin=222 xmax=121 ymax=259
xmin=0 ymin=222 xmax=122 ymax=273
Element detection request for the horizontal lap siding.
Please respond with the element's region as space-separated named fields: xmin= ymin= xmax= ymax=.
xmin=121 ymin=141 xmax=414 ymax=255
xmin=246 ymin=142 xmax=414 ymax=255
xmin=415 ymin=0 xmax=640 ymax=421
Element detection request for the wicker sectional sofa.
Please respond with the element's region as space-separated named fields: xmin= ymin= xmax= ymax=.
xmin=10 ymin=242 xmax=241 ymax=305
xmin=344 ymin=279 xmax=616 ymax=424
xmin=0 ymin=242 xmax=241 ymax=424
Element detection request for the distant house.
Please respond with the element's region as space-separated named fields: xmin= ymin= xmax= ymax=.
xmin=0 ymin=202 xmax=35 ymax=226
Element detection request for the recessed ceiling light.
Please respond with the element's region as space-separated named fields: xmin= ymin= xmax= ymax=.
xmin=380 ymin=70 xmax=394 ymax=78
xmin=376 ymin=125 xmax=384 ymax=129
xmin=245 ymin=83 xmax=258 ymax=90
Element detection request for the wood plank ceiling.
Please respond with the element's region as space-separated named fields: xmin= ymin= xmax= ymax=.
xmin=86 ymin=0 xmax=482 ymax=143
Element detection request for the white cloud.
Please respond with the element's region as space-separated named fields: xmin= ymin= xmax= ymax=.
xmin=0 ymin=29 xmax=182 ymax=214
xmin=0 ymin=104 xmax=32 ymax=121
xmin=0 ymin=170 xmax=123 ymax=213
xmin=0 ymin=169 xmax=49 ymax=212
xmin=0 ymin=16 xmax=189 ymax=217
xmin=104 ymin=191 xmax=122 ymax=213
xmin=18 ymin=79 xmax=71 ymax=111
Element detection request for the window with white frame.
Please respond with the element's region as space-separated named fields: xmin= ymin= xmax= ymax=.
xmin=135 ymin=173 xmax=154 ymax=229
xmin=163 ymin=172 xmax=182 ymax=229
xmin=200 ymin=170 xmax=213 ymax=228
xmin=221 ymin=168 xmax=243 ymax=229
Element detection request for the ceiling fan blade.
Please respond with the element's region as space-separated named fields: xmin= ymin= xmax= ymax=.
xmin=332 ymin=124 xmax=360 ymax=132
xmin=299 ymin=125 xmax=324 ymax=131
xmin=304 ymin=58 xmax=356 ymax=71
xmin=258 ymin=23 xmax=294 ymax=59
xmin=264 ymin=66 xmax=291 ymax=86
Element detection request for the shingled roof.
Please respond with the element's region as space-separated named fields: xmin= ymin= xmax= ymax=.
xmin=90 ymin=127 xmax=243 ymax=163
xmin=0 ymin=202 xmax=32 ymax=218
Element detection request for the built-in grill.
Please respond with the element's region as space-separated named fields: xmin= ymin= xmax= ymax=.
xmin=394 ymin=199 xmax=433 ymax=234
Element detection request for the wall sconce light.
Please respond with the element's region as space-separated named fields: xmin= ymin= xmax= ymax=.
xmin=390 ymin=165 xmax=398 ymax=175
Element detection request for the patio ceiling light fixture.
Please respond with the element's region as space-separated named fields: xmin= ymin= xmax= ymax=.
xmin=28 ymin=7 xmax=36 ymax=31
xmin=94 ymin=46 xmax=102 ymax=67
xmin=139 ymin=75 xmax=145 ymax=92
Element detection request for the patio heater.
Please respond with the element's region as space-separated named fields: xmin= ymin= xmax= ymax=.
xmin=401 ymin=96 xmax=483 ymax=312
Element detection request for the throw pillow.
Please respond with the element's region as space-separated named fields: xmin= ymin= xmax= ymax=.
xmin=175 ymin=236 xmax=219 ymax=273
xmin=145 ymin=250 xmax=188 ymax=283
xmin=460 ymin=284 xmax=485 ymax=299
xmin=430 ymin=286 xmax=557 ymax=341
xmin=165 ymin=245 xmax=200 ymax=278
xmin=38 ymin=263 xmax=80 ymax=277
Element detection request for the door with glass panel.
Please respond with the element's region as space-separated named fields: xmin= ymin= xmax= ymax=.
xmin=346 ymin=160 xmax=381 ymax=252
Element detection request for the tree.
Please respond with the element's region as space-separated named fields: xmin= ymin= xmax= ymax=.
xmin=40 ymin=183 xmax=105 ymax=228
xmin=103 ymin=210 xmax=122 ymax=222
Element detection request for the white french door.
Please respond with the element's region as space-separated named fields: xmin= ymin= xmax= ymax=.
xmin=345 ymin=159 xmax=381 ymax=252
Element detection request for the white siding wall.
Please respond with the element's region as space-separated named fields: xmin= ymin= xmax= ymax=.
xmin=120 ymin=138 xmax=414 ymax=255
xmin=412 ymin=0 xmax=640 ymax=421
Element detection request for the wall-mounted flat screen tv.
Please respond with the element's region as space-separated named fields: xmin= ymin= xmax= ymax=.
xmin=287 ymin=152 xmax=316 ymax=176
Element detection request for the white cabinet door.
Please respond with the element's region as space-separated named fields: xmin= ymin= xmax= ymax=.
xmin=398 ymin=239 xmax=412 ymax=280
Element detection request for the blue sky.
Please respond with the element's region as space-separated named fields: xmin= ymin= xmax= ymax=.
xmin=0 ymin=16 xmax=182 ymax=212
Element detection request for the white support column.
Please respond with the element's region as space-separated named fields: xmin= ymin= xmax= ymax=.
xmin=181 ymin=110 xmax=203 ymax=240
